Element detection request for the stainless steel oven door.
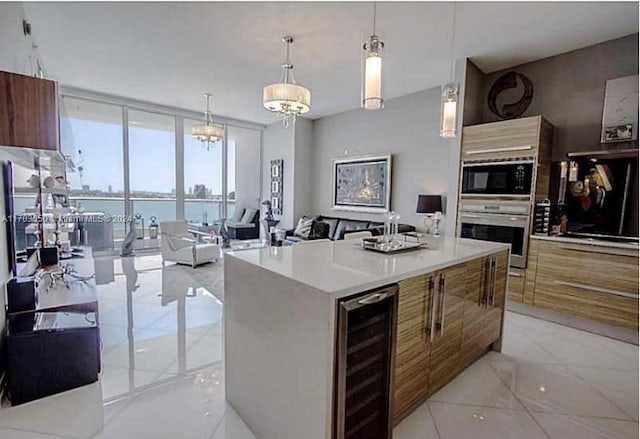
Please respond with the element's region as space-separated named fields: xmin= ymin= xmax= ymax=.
xmin=459 ymin=213 xmax=530 ymax=268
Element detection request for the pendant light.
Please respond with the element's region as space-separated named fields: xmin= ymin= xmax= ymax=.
xmin=362 ymin=2 xmax=384 ymax=110
xmin=192 ymin=93 xmax=224 ymax=150
xmin=440 ymin=3 xmax=459 ymax=138
xmin=263 ymin=36 xmax=311 ymax=128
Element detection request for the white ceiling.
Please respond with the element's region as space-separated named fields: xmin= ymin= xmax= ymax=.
xmin=23 ymin=1 xmax=639 ymax=125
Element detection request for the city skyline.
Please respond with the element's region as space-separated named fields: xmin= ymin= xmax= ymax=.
xmin=63 ymin=116 xmax=237 ymax=196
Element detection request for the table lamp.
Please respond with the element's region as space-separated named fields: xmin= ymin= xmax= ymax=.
xmin=416 ymin=195 xmax=443 ymax=236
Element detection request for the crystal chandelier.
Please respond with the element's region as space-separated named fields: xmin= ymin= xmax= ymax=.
xmin=362 ymin=3 xmax=384 ymax=110
xmin=192 ymin=93 xmax=223 ymax=149
xmin=263 ymin=36 xmax=311 ymax=128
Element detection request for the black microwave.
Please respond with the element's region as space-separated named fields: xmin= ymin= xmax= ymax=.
xmin=462 ymin=161 xmax=533 ymax=196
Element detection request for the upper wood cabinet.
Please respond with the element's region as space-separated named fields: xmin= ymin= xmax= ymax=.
xmin=0 ymin=71 xmax=59 ymax=151
xmin=461 ymin=116 xmax=553 ymax=161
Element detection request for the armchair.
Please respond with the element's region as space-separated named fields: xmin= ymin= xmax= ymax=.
xmin=160 ymin=221 xmax=220 ymax=268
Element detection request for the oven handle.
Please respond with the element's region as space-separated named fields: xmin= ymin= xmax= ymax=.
xmin=460 ymin=214 xmax=529 ymax=227
xmin=462 ymin=159 xmax=535 ymax=167
xmin=464 ymin=145 xmax=533 ymax=155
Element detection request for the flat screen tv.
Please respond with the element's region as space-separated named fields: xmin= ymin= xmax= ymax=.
xmin=2 ymin=161 xmax=17 ymax=277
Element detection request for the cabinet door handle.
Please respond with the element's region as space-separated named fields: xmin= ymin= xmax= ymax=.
xmin=508 ymin=271 xmax=522 ymax=278
xmin=464 ymin=145 xmax=533 ymax=155
xmin=482 ymin=258 xmax=490 ymax=308
xmin=357 ymin=292 xmax=388 ymax=305
xmin=430 ymin=276 xmax=438 ymax=342
xmin=552 ymin=280 xmax=638 ymax=299
xmin=425 ymin=278 xmax=434 ymax=340
xmin=559 ymin=245 xmax=638 ymax=258
xmin=439 ymin=275 xmax=446 ymax=337
xmin=490 ymin=258 xmax=497 ymax=306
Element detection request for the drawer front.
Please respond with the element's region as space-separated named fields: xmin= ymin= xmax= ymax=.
xmin=535 ymin=278 xmax=639 ymax=329
xmin=536 ymin=241 xmax=639 ymax=296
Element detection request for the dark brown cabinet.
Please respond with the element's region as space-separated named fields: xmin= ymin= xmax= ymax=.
xmin=0 ymin=71 xmax=59 ymax=151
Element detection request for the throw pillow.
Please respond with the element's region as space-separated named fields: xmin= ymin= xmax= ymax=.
xmin=294 ymin=217 xmax=314 ymax=238
xmin=230 ymin=208 xmax=244 ymax=224
xmin=240 ymin=208 xmax=258 ymax=224
xmin=309 ymin=220 xmax=330 ymax=239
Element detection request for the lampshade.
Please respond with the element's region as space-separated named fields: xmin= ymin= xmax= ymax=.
xmin=362 ymin=35 xmax=384 ymax=110
xmin=416 ymin=195 xmax=443 ymax=214
xmin=440 ymin=83 xmax=458 ymax=138
xmin=262 ymin=36 xmax=311 ymax=128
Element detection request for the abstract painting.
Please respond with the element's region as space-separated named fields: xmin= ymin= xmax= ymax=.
xmin=332 ymin=154 xmax=392 ymax=212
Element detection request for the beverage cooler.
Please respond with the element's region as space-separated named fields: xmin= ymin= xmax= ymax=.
xmin=333 ymin=284 xmax=398 ymax=439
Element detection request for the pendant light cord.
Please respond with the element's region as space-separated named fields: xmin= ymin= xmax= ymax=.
xmin=449 ymin=2 xmax=457 ymax=81
xmin=373 ymin=2 xmax=377 ymax=35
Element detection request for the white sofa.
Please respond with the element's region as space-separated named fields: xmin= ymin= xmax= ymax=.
xmin=160 ymin=221 xmax=220 ymax=268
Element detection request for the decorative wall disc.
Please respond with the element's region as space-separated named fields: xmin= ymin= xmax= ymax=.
xmin=487 ymin=71 xmax=534 ymax=120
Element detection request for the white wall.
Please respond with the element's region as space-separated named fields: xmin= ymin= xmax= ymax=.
xmin=293 ymin=118 xmax=313 ymax=222
xmin=310 ymin=86 xmax=462 ymax=232
xmin=230 ymin=126 xmax=261 ymax=214
xmin=0 ymin=2 xmax=33 ymax=75
xmin=262 ymin=122 xmax=295 ymax=229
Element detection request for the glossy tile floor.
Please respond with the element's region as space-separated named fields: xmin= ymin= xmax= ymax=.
xmin=0 ymin=253 xmax=637 ymax=439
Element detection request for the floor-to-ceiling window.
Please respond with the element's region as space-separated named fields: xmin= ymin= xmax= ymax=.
xmin=183 ymin=119 xmax=223 ymax=225
xmin=128 ymin=110 xmax=177 ymax=226
xmin=60 ymin=97 xmax=125 ymax=238
xmin=59 ymin=91 xmax=263 ymax=251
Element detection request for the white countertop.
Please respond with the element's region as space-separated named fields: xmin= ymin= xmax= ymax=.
xmin=227 ymin=237 xmax=509 ymax=297
xmin=531 ymin=234 xmax=640 ymax=252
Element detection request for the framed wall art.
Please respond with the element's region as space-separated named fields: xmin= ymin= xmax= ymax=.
xmin=332 ymin=154 xmax=392 ymax=213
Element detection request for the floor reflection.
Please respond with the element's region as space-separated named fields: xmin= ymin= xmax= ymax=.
xmin=95 ymin=253 xmax=224 ymax=405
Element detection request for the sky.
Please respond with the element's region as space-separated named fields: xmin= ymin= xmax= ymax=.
xmin=62 ymin=117 xmax=238 ymax=196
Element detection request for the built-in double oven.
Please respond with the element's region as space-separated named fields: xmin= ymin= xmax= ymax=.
xmin=459 ymin=200 xmax=531 ymax=268
xmin=458 ymin=157 xmax=535 ymax=268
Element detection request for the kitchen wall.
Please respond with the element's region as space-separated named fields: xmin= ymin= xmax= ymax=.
xmin=480 ymin=33 xmax=639 ymax=161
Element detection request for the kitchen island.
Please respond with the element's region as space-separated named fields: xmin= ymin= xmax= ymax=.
xmin=224 ymin=237 xmax=510 ymax=439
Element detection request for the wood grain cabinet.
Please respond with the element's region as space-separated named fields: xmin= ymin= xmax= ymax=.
xmin=0 ymin=71 xmax=59 ymax=151
xmin=393 ymin=250 xmax=509 ymax=425
xmin=428 ymin=264 xmax=465 ymax=393
xmin=460 ymin=250 xmax=509 ymax=368
xmin=507 ymin=268 xmax=526 ymax=303
xmin=393 ymin=274 xmax=434 ymax=423
xmin=484 ymin=251 xmax=508 ymax=347
xmin=530 ymin=239 xmax=639 ymax=329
